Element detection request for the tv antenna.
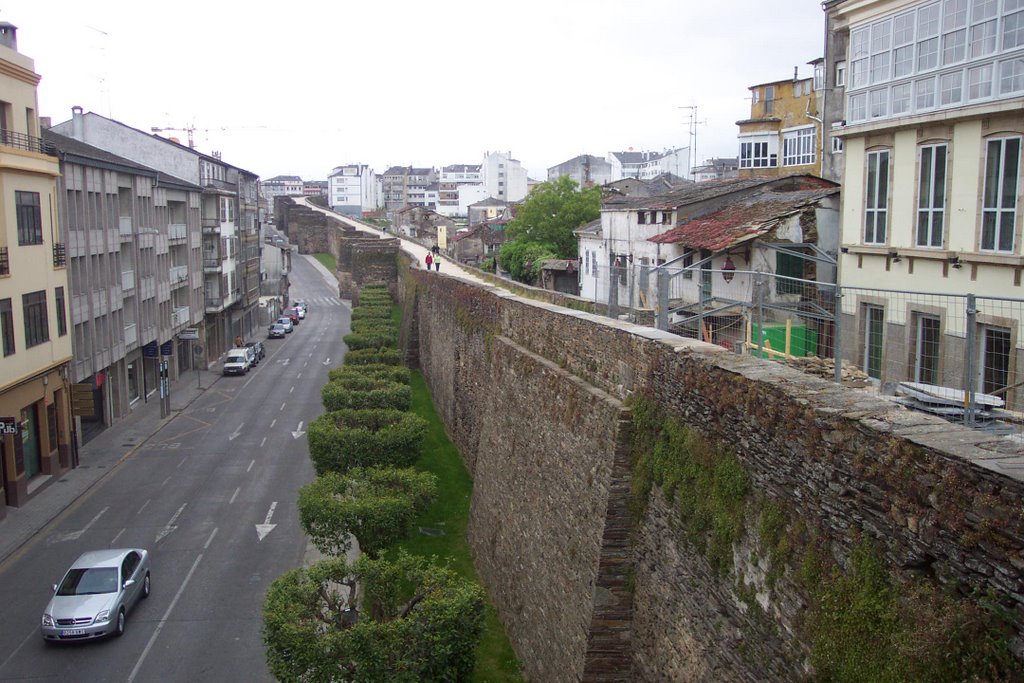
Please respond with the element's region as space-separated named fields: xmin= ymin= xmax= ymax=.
xmin=678 ymin=106 xmax=707 ymax=177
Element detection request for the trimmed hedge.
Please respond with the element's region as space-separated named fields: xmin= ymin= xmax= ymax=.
xmin=343 ymin=348 xmax=403 ymax=366
xmin=351 ymin=307 xmax=394 ymax=321
xmin=298 ymin=467 xmax=437 ymax=557
xmin=344 ymin=332 xmax=398 ymax=350
xmin=328 ymin=364 xmax=410 ymax=385
xmin=308 ymin=408 xmax=427 ymax=474
xmin=322 ymin=378 xmax=411 ymax=412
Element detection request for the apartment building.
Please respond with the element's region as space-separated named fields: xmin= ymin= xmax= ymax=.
xmin=737 ymin=65 xmax=825 ymax=178
xmin=437 ymin=164 xmax=486 ymax=217
xmin=380 ymin=166 xmax=437 ymax=210
xmin=607 ymin=148 xmax=693 ymax=182
xmin=548 ymin=154 xmax=614 ymax=187
xmin=43 ymin=129 xmax=204 ymax=440
xmin=328 ymin=164 xmax=378 ymax=217
xmin=826 ymin=0 xmax=1024 ymax=405
xmin=481 ymin=152 xmax=528 ymax=202
xmin=0 ymin=23 xmax=75 ymax=513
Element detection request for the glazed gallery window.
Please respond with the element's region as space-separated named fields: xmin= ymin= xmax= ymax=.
xmin=917 ymin=144 xmax=947 ymax=247
xmin=22 ymin=290 xmax=48 ymax=348
xmin=865 ymin=150 xmax=890 ymax=244
xmin=783 ymin=127 xmax=816 ymax=166
xmin=981 ymin=137 xmax=1021 ymax=252
xmin=16 ymin=191 xmax=43 ymax=245
xmin=739 ymin=136 xmax=777 ymax=168
xmin=912 ymin=313 xmax=941 ymax=384
xmin=863 ymin=304 xmax=885 ymax=380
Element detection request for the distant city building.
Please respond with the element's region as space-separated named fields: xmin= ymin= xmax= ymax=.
xmin=380 ymin=166 xmax=437 ymax=210
xmin=692 ymin=157 xmax=739 ymax=182
xmin=606 ymin=148 xmax=692 ymax=181
xmin=437 ymin=164 xmax=483 ymax=217
xmin=736 ymin=64 xmax=823 ymax=178
xmin=547 ymin=154 xmax=614 ymax=187
xmin=328 ymin=164 xmax=378 ymax=217
xmin=303 ymin=180 xmax=327 ymax=196
xmin=481 ymin=151 xmax=527 ymax=202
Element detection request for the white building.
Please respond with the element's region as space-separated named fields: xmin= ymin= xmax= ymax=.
xmin=328 ymin=164 xmax=378 ymax=217
xmin=436 ymin=164 xmax=484 ymax=217
xmin=547 ymin=154 xmax=614 ymax=187
xmin=481 ymin=151 xmax=528 ymax=202
xmin=607 ymin=148 xmax=692 ymax=181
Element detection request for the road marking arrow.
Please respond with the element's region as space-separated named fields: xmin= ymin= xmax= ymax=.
xmin=48 ymin=506 xmax=109 ymax=545
xmin=155 ymin=503 xmax=187 ymax=543
xmin=281 ymin=358 xmax=290 ymax=366
xmin=228 ymin=423 xmax=244 ymax=441
xmin=256 ymin=501 xmax=277 ymax=542
xmin=291 ymin=421 xmax=306 ymax=439
xmin=322 ymin=358 xmax=331 ymax=366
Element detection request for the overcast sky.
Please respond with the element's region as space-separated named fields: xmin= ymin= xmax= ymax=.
xmin=4 ymin=0 xmax=826 ymax=181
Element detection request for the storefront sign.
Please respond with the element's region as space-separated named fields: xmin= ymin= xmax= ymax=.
xmin=0 ymin=417 xmax=17 ymax=435
xmin=160 ymin=341 xmax=174 ymax=356
xmin=142 ymin=341 xmax=159 ymax=358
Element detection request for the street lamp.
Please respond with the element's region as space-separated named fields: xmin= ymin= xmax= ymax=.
xmin=722 ymin=255 xmax=736 ymax=283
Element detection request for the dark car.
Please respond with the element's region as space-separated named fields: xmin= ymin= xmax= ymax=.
xmin=245 ymin=341 xmax=265 ymax=363
xmin=268 ymin=323 xmax=286 ymax=339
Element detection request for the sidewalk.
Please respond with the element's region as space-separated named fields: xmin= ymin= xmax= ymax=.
xmin=0 ymin=369 xmax=222 ymax=565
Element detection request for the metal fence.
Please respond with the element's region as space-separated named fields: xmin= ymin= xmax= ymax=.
xmin=587 ymin=263 xmax=1024 ymax=439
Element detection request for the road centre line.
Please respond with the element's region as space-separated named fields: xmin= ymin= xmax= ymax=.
xmin=229 ymin=487 xmax=240 ymax=504
xmin=0 ymin=629 xmax=39 ymax=677
xmin=290 ymin=386 xmax=294 ymax=393
xmin=204 ymin=527 xmax=218 ymax=549
xmin=280 ymin=402 xmax=286 ymax=411
xmin=269 ymin=418 xmax=276 ymax=429
xmin=127 ymin=552 xmax=204 ymax=683
xmin=110 ymin=528 xmax=125 ymax=545
xmin=160 ymin=476 xmax=171 ymax=488
xmin=177 ymin=457 xmax=186 ymax=469
xmin=137 ymin=499 xmax=151 ymax=516
xmin=260 ymin=436 xmax=267 ymax=448
xmin=247 ymin=459 xmax=255 ymax=473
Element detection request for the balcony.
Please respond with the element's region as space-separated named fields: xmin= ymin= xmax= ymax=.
xmin=124 ymin=322 xmax=138 ymax=347
xmin=118 ymin=216 xmax=133 ymax=238
xmin=0 ymin=129 xmax=57 ymax=156
xmin=121 ymin=270 xmax=135 ymax=291
xmin=0 ymin=246 xmax=8 ymax=276
xmin=203 ymin=258 xmax=222 ymax=272
xmin=53 ymin=243 xmax=66 ymax=267
xmin=205 ymin=295 xmax=224 ymax=312
xmin=171 ymin=306 xmax=190 ymax=328
xmin=168 ymin=223 xmax=187 ymax=241
xmin=169 ymin=265 xmax=189 ymax=287
xmin=202 ymin=217 xmax=220 ymax=234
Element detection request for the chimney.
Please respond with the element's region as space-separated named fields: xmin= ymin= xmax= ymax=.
xmin=793 ymin=66 xmax=799 ymax=82
xmin=0 ymin=22 xmax=18 ymax=51
xmin=71 ymin=106 xmax=84 ymax=140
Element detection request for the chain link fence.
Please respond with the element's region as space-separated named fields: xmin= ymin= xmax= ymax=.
xmin=593 ymin=263 xmax=1024 ymax=440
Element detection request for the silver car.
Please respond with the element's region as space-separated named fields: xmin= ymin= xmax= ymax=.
xmin=41 ymin=548 xmax=151 ymax=642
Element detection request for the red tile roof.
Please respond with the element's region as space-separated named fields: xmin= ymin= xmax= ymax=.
xmin=649 ymin=187 xmax=838 ymax=250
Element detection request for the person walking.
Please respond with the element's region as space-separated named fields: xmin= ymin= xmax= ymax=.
xmin=425 ymin=252 xmax=433 ymax=270
xmin=434 ymin=254 xmax=441 ymax=271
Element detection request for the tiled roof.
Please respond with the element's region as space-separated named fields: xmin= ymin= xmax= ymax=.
xmin=266 ymin=175 xmax=303 ymax=182
xmin=609 ymin=175 xmax=834 ymax=211
xmin=574 ymin=218 xmax=602 ymax=237
xmin=649 ymin=186 xmax=839 ymax=250
xmin=469 ymin=197 xmax=507 ymax=207
xmin=443 ymin=164 xmax=480 ymax=172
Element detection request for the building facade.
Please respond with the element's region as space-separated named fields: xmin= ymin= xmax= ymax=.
xmin=481 ymin=151 xmax=528 ymax=202
xmin=328 ymin=164 xmax=378 ymax=218
xmin=828 ymin=0 xmax=1024 ymax=407
xmin=0 ymin=23 xmax=75 ymax=513
xmin=547 ymin=154 xmax=614 ymax=187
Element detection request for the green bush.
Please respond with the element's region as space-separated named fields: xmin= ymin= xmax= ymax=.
xmin=351 ymin=318 xmax=398 ymax=335
xmin=322 ymin=379 xmax=410 ymax=412
xmin=298 ymin=467 xmax=437 ymax=557
xmin=307 ymin=408 xmax=426 ymax=474
xmin=344 ymin=331 xmax=398 ymax=350
xmin=344 ymin=348 xmax=403 ymax=366
xmin=351 ymin=306 xmax=392 ymax=320
xmin=263 ymin=553 xmax=485 ymax=683
xmin=328 ymin=364 xmax=410 ymax=385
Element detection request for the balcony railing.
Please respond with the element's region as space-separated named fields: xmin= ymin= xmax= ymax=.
xmin=0 ymin=246 xmax=8 ymax=276
xmin=205 ymin=296 xmax=224 ymax=311
xmin=118 ymin=216 xmax=133 ymax=237
xmin=203 ymin=258 xmax=222 ymax=271
xmin=0 ymin=129 xmax=57 ymax=156
xmin=168 ymin=223 xmax=187 ymax=241
xmin=170 ymin=265 xmax=189 ymax=285
xmin=171 ymin=306 xmax=190 ymax=328
xmin=122 ymin=270 xmax=135 ymax=291
xmin=123 ymin=322 xmax=138 ymax=347
xmin=53 ymin=243 xmax=66 ymax=267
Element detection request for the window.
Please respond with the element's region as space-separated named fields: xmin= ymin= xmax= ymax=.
xmin=832 ymin=135 xmax=845 ymax=153
xmin=917 ymin=144 xmax=947 ymax=247
xmin=916 ymin=76 xmax=938 ymax=108
xmin=1004 ymin=4 xmax=1024 ymax=50
xmin=849 ymin=93 xmax=867 ymax=121
xmin=942 ymin=0 xmax=969 ymax=65
xmin=982 ymin=137 xmax=1021 ymax=252
xmin=869 ymin=88 xmax=889 ymax=117
xmin=783 ymin=127 xmax=816 ymax=166
xmin=764 ymin=85 xmax=776 ymax=114
xmin=892 ymin=82 xmax=913 ymax=113
xmin=1001 ymin=56 xmax=1024 ymax=94
xmin=865 ymin=150 xmax=890 ymax=244
xmin=16 ymin=191 xmax=43 ymax=245
xmin=913 ymin=314 xmax=941 ymax=384
xmin=969 ymin=62 xmax=995 ymax=98
xmin=980 ymin=325 xmax=1012 ymax=394
xmin=776 ymin=249 xmax=804 ymax=293
xmin=836 ymin=61 xmax=847 ymax=86
xmin=863 ymin=304 xmax=885 ymax=380
xmin=55 ymin=286 xmax=67 ymax=337
xmin=22 ymin=290 xmax=48 ymax=348
xmin=0 ymin=298 xmax=13 ymax=356
xmin=739 ymin=136 xmax=777 ymax=168
xmin=814 ymin=63 xmax=825 ymax=90
xmin=682 ymin=248 xmax=694 ymax=280
xmin=637 ymin=211 xmax=647 ymax=225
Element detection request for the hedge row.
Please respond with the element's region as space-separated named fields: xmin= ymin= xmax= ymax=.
xmin=343 ymin=332 xmax=398 ymax=350
xmin=308 ymin=408 xmax=426 ymax=475
xmin=343 ymin=348 xmax=403 ymax=365
xmin=350 ymin=305 xmax=392 ymax=321
xmin=322 ymin=379 xmax=411 ymax=412
xmin=328 ymin=363 xmax=410 ymax=385
xmin=351 ymin=318 xmax=397 ymax=335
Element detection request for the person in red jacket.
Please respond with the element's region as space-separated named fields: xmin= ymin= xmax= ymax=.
xmin=425 ymin=252 xmax=433 ymax=270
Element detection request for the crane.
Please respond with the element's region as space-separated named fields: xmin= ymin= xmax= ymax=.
xmin=150 ymin=124 xmax=198 ymax=149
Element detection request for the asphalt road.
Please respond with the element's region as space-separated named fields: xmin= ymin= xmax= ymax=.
xmin=0 ymin=255 xmax=348 ymax=682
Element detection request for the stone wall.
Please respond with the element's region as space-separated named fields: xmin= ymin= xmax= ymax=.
xmin=391 ymin=263 xmax=1024 ymax=682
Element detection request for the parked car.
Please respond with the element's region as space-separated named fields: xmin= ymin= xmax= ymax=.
xmin=296 ymin=307 xmax=306 ymax=320
xmin=276 ymin=317 xmax=294 ymax=333
xmin=41 ymin=548 xmax=151 ymax=642
xmin=268 ymin=323 xmax=286 ymax=339
xmin=283 ymin=308 xmax=301 ymax=325
xmin=245 ymin=340 xmax=265 ymax=363
xmin=294 ymin=299 xmax=308 ymax=313
xmin=222 ymin=348 xmax=252 ymax=375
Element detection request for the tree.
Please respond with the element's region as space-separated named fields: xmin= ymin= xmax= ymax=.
xmin=497 ymin=239 xmax=558 ymax=285
xmin=504 ymin=175 xmax=600 ymax=258
xmin=298 ymin=467 xmax=437 ymax=557
xmin=263 ymin=553 xmax=485 ymax=682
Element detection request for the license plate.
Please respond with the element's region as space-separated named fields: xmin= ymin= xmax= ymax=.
xmin=61 ymin=629 xmax=86 ymax=636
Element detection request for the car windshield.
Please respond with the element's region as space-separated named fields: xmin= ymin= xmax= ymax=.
xmin=57 ymin=567 xmax=119 ymax=595
xmin=227 ymin=352 xmax=247 ymax=361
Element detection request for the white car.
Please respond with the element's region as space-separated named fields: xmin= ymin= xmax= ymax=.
xmin=222 ymin=348 xmax=252 ymax=375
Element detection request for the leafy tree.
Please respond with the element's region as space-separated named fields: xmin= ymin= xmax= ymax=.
xmin=504 ymin=175 xmax=600 ymax=258
xmin=498 ymin=239 xmax=559 ymax=285
xmin=298 ymin=467 xmax=437 ymax=557
xmin=263 ymin=553 xmax=485 ymax=682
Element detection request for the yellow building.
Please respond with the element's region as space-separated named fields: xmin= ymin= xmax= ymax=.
xmin=828 ymin=0 xmax=1024 ymax=407
xmin=736 ymin=63 xmax=825 ymax=179
xmin=0 ymin=22 xmax=74 ymax=514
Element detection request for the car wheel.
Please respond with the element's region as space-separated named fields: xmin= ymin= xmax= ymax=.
xmin=142 ymin=572 xmax=150 ymax=599
xmin=115 ymin=608 xmax=125 ymax=637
